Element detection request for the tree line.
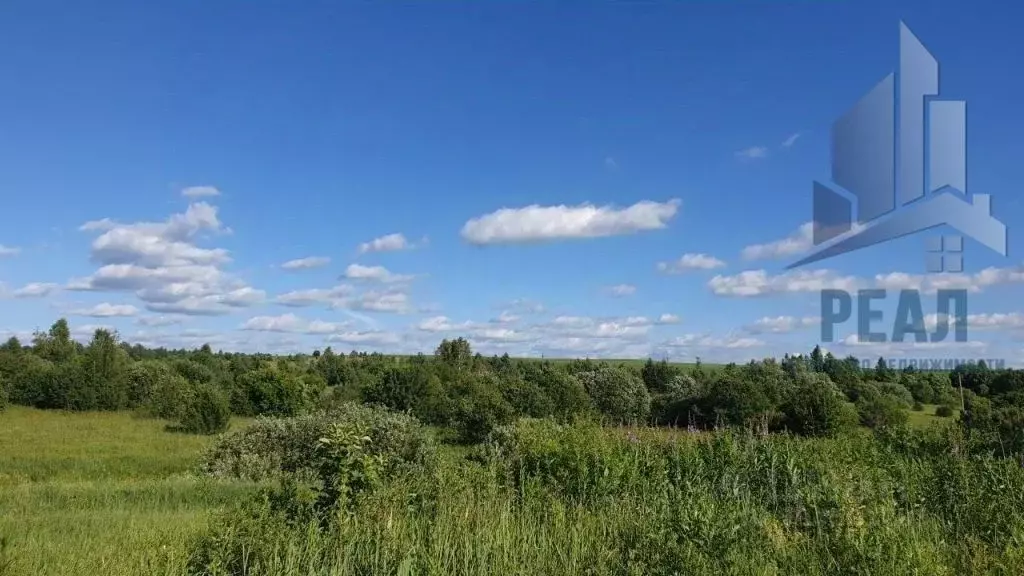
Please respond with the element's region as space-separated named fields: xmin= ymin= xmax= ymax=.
xmin=0 ymin=318 xmax=1021 ymax=454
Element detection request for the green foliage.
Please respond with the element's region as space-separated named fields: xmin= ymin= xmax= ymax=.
xmin=231 ymin=362 xmax=311 ymax=417
xmin=912 ymin=401 xmax=924 ymax=411
xmin=177 ymin=384 xmax=231 ymax=435
xmin=446 ymin=373 xmax=515 ymax=443
xmin=781 ymin=372 xmax=857 ymax=437
xmin=201 ymin=403 xmax=437 ymax=482
xmin=935 ymin=404 xmax=955 ymax=417
xmin=641 ymin=358 xmax=680 ymax=394
xmin=856 ymin=391 xmax=909 ymax=429
xmin=577 ymin=365 xmax=650 ymax=425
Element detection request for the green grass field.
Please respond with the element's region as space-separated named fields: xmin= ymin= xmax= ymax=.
xmin=0 ymin=407 xmax=259 ymax=576
xmin=0 ymin=401 xmax=963 ymax=575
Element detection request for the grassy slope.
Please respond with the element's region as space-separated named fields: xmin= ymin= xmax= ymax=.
xmin=0 ymin=407 xmax=258 ymax=576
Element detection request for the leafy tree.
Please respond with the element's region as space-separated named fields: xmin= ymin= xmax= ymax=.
xmin=855 ymin=390 xmax=908 ymax=429
xmin=874 ymin=357 xmax=895 ymax=382
xmin=781 ymin=372 xmax=856 ymax=437
xmin=435 ymin=338 xmax=472 ymax=372
xmin=446 ymin=372 xmax=514 ymax=443
xmin=641 ymin=358 xmax=680 ymax=394
xmin=577 ymin=366 xmax=650 ymax=425
xmin=233 ymin=362 xmax=309 ymax=417
xmin=83 ymin=329 xmax=131 ymax=410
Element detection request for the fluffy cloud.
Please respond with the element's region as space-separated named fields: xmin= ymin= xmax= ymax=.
xmin=657 ymin=253 xmax=726 ymax=273
xmin=136 ymin=315 xmax=183 ymax=327
xmin=281 ymin=256 xmax=331 ymax=270
xmin=70 ymin=303 xmax=139 ymax=318
xmin=461 ymin=199 xmax=681 ymax=245
xmin=657 ymin=313 xmax=681 ymax=324
xmin=357 ymin=233 xmax=412 ymax=254
xmin=181 ymin=186 xmax=221 ymax=198
xmin=0 ymin=245 xmax=20 ymax=257
xmin=781 ymin=133 xmax=801 ymax=148
xmin=275 ymin=284 xmax=354 ymax=307
xmin=242 ymin=313 xmax=350 ymax=335
xmin=874 ymin=266 xmax=1024 ymax=294
xmin=660 ymin=333 xmax=765 ymax=350
xmin=69 ymin=202 xmax=265 ymax=316
xmin=326 ymin=331 xmax=402 ymax=345
xmin=741 ymin=223 xmax=814 ymax=260
xmin=605 ymin=284 xmax=636 ymax=297
xmin=745 ymin=315 xmax=819 ymax=334
xmin=12 ymin=282 xmax=60 ymax=298
xmin=709 ymin=269 xmax=860 ymax=297
xmin=343 ymin=264 xmax=414 ymax=283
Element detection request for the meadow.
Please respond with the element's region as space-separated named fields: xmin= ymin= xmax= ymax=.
xmin=2 ymin=323 xmax=1022 ymax=574
xmin=2 ymin=399 xmax=1011 ymax=576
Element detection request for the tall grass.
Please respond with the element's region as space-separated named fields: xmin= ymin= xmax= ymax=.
xmin=3 ymin=406 xmax=1022 ymax=575
xmin=0 ymin=406 xmax=259 ymax=576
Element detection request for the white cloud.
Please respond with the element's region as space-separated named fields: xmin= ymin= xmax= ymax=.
xmin=136 ymin=315 xmax=183 ymax=327
xmin=660 ymin=334 xmax=765 ymax=349
xmin=493 ymin=311 xmax=520 ymax=324
xmin=502 ymin=298 xmax=545 ymax=315
xmin=70 ymin=303 xmax=139 ymax=317
xmin=709 ymin=269 xmax=860 ymax=297
xmin=461 ymin=198 xmax=681 ymax=245
xmin=0 ymin=245 xmax=20 ymax=257
xmin=742 ymin=222 xmax=814 ymax=260
xmin=657 ymin=253 xmax=726 ymax=273
xmin=357 ymin=233 xmax=412 ymax=254
xmin=343 ymin=264 xmax=414 ymax=283
xmin=736 ymin=146 xmax=768 ymax=160
xmin=657 ymin=313 xmax=681 ymax=325
xmin=741 ymin=221 xmax=869 ymax=261
xmin=12 ymin=282 xmax=59 ymax=298
xmin=281 ymin=256 xmax=331 ymax=270
xmin=337 ymin=289 xmax=413 ymax=314
xmin=181 ymin=186 xmax=221 ymax=198
xmin=242 ymin=313 xmax=350 ymax=335
xmin=874 ymin=266 xmax=1024 ymax=294
xmin=275 ymin=284 xmax=354 ymax=307
xmin=605 ymin=284 xmax=636 ymax=297
xmin=71 ymin=203 xmax=264 ymax=316
xmin=745 ymin=315 xmax=819 ymax=334
xmin=326 ymin=331 xmax=402 ymax=346
xmin=781 ymin=133 xmax=801 ymax=148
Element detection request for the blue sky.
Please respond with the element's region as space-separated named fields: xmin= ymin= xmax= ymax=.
xmin=1 ymin=1 xmax=1022 ymax=364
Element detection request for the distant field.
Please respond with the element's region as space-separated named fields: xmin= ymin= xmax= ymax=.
xmin=907 ymin=403 xmax=961 ymax=429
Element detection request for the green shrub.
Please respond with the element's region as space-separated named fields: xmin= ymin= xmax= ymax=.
xmin=912 ymin=401 xmax=924 ymax=411
xmin=178 ymin=384 xmax=231 ymax=435
xmin=232 ymin=363 xmax=310 ymax=417
xmin=0 ymin=375 xmax=7 ymax=412
xmin=201 ymin=402 xmax=437 ymax=481
xmin=935 ymin=404 xmax=955 ymax=417
xmin=856 ymin=392 xmax=909 ymax=429
xmin=876 ymin=381 xmax=915 ymax=407
xmin=447 ymin=373 xmax=515 ymax=443
xmin=143 ymin=371 xmax=194 ymax=421
xmin=577 ymin=366 xmax=650 ymax=425
xmin=781 ymin=373 xmax=857 ymax=437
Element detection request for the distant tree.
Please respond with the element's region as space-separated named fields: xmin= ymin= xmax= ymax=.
xmin=435 ymin=338 xmax=472 ymax=371
xmin=874 ymin=357 xmax=895 ymax=382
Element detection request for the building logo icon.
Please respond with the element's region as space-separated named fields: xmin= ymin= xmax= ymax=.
xmin=788 ymin=21 xmax=1007 ymax=272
